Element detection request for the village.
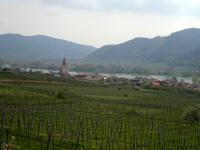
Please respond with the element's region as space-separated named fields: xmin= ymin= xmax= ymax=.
xmin=1 ymin=58 xmax=200 ymax=91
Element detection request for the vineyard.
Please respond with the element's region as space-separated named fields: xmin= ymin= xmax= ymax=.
xmin=1 ymin=72 xmax=200 ymax=149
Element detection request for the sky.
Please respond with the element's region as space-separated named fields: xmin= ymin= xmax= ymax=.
xmin=0 ymin=0 xmax=200 ymax=47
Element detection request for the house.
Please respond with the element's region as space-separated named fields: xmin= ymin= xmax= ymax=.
xmin=15 ymin=68 xmax=25 ymax=73
xmin=183 ymin=83 xmax=193 ymax=89
xmin=75 ymin=74 xmax=106 ymax=81
xmin=1 ymin=67 xmax=13 ymax=72
xmin=160 ymin=80 xmax=172 ymax=87
xmin=132 ymin=78 xmax=143 ymax=86
xmin=150 ymin=79 xmax=161 ymax=87
xmin=0 ymin=64 xmax=13 ymax=72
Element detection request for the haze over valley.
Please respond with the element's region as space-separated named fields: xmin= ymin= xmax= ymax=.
xmin=1 ymin=28 xmax=200 ymax=75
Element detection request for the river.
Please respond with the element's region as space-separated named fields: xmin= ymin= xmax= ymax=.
xmin=30 ymin=69 xmax=193 ymax=84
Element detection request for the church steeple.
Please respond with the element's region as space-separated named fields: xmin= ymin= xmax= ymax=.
xmin=62 ymin=57 xmax=67 ymax=65
xmin=60 ymin=57 xmax=69 ymax=77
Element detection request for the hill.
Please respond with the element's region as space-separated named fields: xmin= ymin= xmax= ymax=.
xmin=88 ymin=28 xmax=200 ymax=64
xmin=172 ymin=48 xmax=200 ymax=69
xmin=0 ymin=34 xmax=96 ymax=59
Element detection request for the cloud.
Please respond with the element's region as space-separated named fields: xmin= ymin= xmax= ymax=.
xmin=0 ymin=0 xmax=200 ymax=47
xmin=1 ymin=0 xmax=199 ymax=15
xmin=40 ymin=0 xmax=101 ymax=10
xmin=38 ymin=0 xmax=200 ymax=16
xmin=39 ymin=0 xmax=175 ymax=13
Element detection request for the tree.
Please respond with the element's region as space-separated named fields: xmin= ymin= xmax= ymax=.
xmin=182 ymin=105 xmax=200 ymax=122
xmin=0 ymin=58 xmax=4 ymax=65
xmin=172 ymin=76 xmax=178 ymax=86
xmin=192 ymin=76 xmax=200 ymax=88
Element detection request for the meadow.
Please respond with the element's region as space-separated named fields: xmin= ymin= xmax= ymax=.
xmin=0 ymin=72 xmax=200 ymax=150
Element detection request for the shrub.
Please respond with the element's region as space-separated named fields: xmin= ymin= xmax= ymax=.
xmin=123 ymin=94 xmax=128 ymax=97
xmin=118 ymin=87 xmax=122 ymax=90
xmin=182 ymin=105 xmax=200 ymax=122
xmin=132 ymin=86 xmax=140 ymax=91
xmin=56 ymin=91 xmax=65 ymax=99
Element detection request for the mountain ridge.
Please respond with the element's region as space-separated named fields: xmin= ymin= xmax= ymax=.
xmin=87 ymin=28 xmax=200 ymax=64
xmin=0 ymin=34 xmax=96 ymax=59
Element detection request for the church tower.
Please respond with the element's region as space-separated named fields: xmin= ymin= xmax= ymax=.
xmin=60 ymin=57 xmax=69 ymax=77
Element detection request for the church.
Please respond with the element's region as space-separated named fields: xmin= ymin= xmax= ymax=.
xmin=60 ymin=58 xmax=69 ymax=77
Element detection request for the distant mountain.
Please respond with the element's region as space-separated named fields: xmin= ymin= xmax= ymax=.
xmin=0 ymin=34 xmax=96 ymax=59
xmin=88 ymin=28 xmax=200 ymax=64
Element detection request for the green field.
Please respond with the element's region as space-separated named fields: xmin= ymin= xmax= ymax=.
xmin=0 ymin=72 xmax=200 ymax=149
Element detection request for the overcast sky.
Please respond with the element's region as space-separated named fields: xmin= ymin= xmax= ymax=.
xmin=0 ymin=0 xmax=200 ymax=47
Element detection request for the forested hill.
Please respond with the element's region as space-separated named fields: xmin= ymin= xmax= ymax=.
xmin=87 ymin=28 xmax=200 ymax=64
xmin=0 ymin=34 xmax=96 ymax=59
